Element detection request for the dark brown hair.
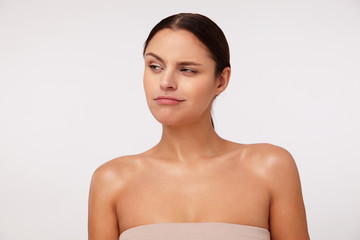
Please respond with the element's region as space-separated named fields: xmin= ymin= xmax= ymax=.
xmin=143 ymin=13 xmax=231 ymax=76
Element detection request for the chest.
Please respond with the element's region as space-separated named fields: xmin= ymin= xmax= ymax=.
xmin=116 ymin=162 xmax=270 ymax=229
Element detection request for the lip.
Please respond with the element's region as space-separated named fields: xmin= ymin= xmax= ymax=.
xmin=154 ymin=96 xmax=185 ymax=105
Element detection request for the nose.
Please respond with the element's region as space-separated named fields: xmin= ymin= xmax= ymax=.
xmin=160 ymin=69 xmax=177 ymax=91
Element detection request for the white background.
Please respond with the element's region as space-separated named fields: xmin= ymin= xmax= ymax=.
xmin=1 ymin=0 xmax=359 ymax=239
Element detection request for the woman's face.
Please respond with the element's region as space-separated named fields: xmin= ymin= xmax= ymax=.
xmin=143 ymin=28 xmax=225 ymax=126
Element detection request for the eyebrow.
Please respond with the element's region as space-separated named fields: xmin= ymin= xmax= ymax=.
xmin=145 ymin=52 xmax=202 ymax=66
xmin=145 ymin=52 xmax=164 ymax=63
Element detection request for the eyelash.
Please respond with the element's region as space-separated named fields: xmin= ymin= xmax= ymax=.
xmin=149 ymin=64 xmax=162 ymax=70
xmin=148 ymin=64 xmax=197 ymax=74
xmin=180 ymin=68 xmax=197 ymax=73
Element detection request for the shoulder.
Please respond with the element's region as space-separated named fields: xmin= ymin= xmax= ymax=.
xmin=239 ymin=143 xmax=299 ymax=185
xmin=88 ymin=155 xmax=145 ymax=239
xmin=90 ymin=155 xmax=144 ymax=196
xmin=237 ymin=143 xmax=303 ymax=205
xmin=242 ymin=143 xmax=296 ymax=168
xmin=241 ymin=145 xmax=310 ymax=239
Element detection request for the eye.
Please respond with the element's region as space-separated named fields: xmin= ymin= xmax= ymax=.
xmin=180 ymin=68 xmax=197 ymax=73
xmin=148 ymin=64 xmax=163 ymax=72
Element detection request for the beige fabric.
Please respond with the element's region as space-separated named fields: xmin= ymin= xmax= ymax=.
xmin=119 ymin=222 xmax=270 ymax=240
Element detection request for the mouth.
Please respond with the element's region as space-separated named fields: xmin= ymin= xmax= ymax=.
xmin=154 ymin=96 xmax=185 ymax=105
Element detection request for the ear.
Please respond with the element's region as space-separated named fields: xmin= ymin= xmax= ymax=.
xmin=215 ymin=67 xmax=231 ymax=96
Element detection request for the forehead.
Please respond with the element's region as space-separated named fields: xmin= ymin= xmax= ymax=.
xmin=144 ymin=29 xmax=213 ymax=62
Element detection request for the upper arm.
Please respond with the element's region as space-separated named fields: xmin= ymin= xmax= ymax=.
xmin=265 ymin=146 xmax=310 ymax=240
xmin=88 ymin=164 xmax=120 ymax=240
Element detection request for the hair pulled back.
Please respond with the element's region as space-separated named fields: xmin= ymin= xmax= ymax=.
xmin=143 ymin=13 xmax=230 ymax=76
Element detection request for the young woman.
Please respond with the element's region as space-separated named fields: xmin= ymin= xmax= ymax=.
xmin=88 ymin=13 xmax=310 ymax=240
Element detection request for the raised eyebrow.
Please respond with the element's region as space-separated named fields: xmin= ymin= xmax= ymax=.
xmin=145 ymin=52 xmax=164 ymax=63
xmin=145 ymin=52 xmax=202 ymax=66
xmin=178 ymin=61 xmax=202 ymax=66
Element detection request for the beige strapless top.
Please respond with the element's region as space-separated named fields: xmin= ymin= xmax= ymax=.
xmin=119 ymin=222 xmax=270 ymax=240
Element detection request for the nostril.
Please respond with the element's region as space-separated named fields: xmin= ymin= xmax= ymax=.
xmin=159 ymin=71 xmax=177 ymax=90
xmin=160 ymin=80 xmax=177 ymax=90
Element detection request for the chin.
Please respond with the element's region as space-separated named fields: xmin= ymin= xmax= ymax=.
xmin=154 ymin=116 xmax=181 ymax=126
xmin=152 ymin=113 xmax=191 ymax=127
xmin=150 ymin=107 xmax=207 ymax=127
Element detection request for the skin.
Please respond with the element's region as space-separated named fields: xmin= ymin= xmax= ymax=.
xmin=88 ymin=29 xmax=310 ymax=240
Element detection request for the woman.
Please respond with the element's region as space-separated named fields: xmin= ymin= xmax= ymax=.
xmin=88 ymin=13 xmax=310 ymax=240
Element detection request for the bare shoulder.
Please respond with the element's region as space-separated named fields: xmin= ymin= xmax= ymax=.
xmin=88 ymin=155 xmax=145 ymax=239
xmin=235 ymin=143 xmax=301 ymax=193
xmin=240 ymin=143 xmax=309 ymax=239
xmin=242 ymin=143 xmax=294 ymax=161
xmin=90 ymin=155 xmax=144 ymax=193
xmin=240 ymin=143 xmax=298 ymax=177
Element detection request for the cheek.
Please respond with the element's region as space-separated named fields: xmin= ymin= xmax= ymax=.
xmin=187 ymin=79 xmax=216 ymax=107
xmin=143 ymin=73 xmax=154 ymax=100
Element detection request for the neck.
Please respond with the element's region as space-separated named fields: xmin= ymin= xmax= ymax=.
xmin=154 ymin=118 xmax=227 ymax=164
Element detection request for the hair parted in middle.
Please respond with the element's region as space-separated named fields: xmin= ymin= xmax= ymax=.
xmin=143 ymin=13 xmax=231 ymax=77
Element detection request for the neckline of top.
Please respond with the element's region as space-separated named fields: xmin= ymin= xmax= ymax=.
xmin=119 ymin=222 xmax=270 ymax=237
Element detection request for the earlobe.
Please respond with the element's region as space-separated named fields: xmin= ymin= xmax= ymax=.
xmin=216 ymin=67 xmax=231 ymax=95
